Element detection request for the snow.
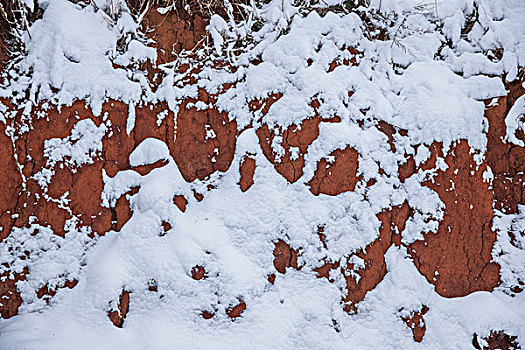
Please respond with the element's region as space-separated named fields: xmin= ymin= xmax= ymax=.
xmin=129 ymin=138 xmax=170 ymax=167
xmin=1 ymin=0 xmax=525 ymax=348
xmin=113 ymin=40 xmax=157 ymax=67
xmin=208 ymin=15 xmax=230 ymax=55
xmin=0 ymin=0 xmax=146 ymax=116
xmin=43 ymin=118 xmax=106 ymax=169
xmin=126 ymin=103 xmax=136 ymax=135
xmin=493 ymin=206 xmax=525 ymax=292
xmin=506 ymin=94 xmax=525 ymax=146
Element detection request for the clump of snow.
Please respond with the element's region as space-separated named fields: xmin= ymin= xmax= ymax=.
xmin=43 ymin=118 xmax=107 ymax=169
xmin=113 ymin=39 xmax=157 ymax=67
xmin=505 ymin=95 xmax=525 ymax=146
xmin=493 ymin=206 xmax=525 ymax=291
xmin=126 ymin=103 xmax=136 ymax=134
xmin=129 ymin=137 xmax=170 ymax=167
xmin=208 ymin=15 xmax=230 ymax=55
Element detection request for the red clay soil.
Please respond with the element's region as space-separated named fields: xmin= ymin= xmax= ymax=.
xmin=316 ymin=225 xmax=328 ymax=249
xmin=0 ymin=8 xmax=524 ymax=345
xmin=0 ymin=95 xmax=236 ymax=316
xmin=132 ymin=159 xmax=169 ymax=176
xmin=36 ymin=279 xmax=78 ymax=300
xmin=314 ymin=260 xmax=340 ymax=281
xmin=0 ymin=82 xmax=236 ymax=279
xmin=408 ymin=140 xmax=500 ymax=297
xmin=0 ymin=267 xmax=27 ymax=319
xmin=485 ymin=80 xmax=525 ymax=214
xmin=397 ymin=139 xmax=443 ymax=183
xmin=376 ymin=120 xmax=398 ymax=153
xmin=239 ymin=155 xmax=256 ymax=192
xmin=201 ymin=310 xmax=215 ymax=319
xmin=1 ymin=76 xmax=523 ymax=324
xmin=101 ymin=101 xmax=171 ymax=178
xmin=141 ymin=7 xmax=208 ymax=65
xmin=273 ymin=240 xmax=301 ymax=274
xmin=473 ymin=331 xmax=521 ymax=350
xmin=0 ymin=8 xmax=239 ymax=320
xmin=309 ymin=146 xmax=360 ymax=196
xmin=0 ymin=118 xmax=22 ymax=241
xmin=138 ymin=6 xmax=208 ymax=86
xmin=173 ymin=194 xmax=188 ymax=212
xmin=226 ymin=300 xmax=246 ymax=319
xmin=342 ymin=202 xmax=411 ymax=312
xmin=108 ymin=290 xmax=130 ymax=328
xmin=172 ymin=89 xmax=238 ymax=182
xmin=193 ymin=190 xmax=204 ymax=202
xmin=6 ymin=101 xmax=113 ymax=238
xmin=327 ymin=47 xmax=360 ymax=72
xmin=160 ymin=221 xmax=172 ymax=236
xmin=257 ymin=118 xmax=322 ymax=183
xmin=147 ymin=280 xmax=158 ymax=292
xmin=256 ymin=98 xmax=342 ymax=183
xmin=401 ymin=305 xmax=429 ymax=342
xmin=191 ymin=265 xmax=207 ymax=280
xmin=0 ymin=34 xmax=9 ymax=72
xmin=2 ymin=100 xmax=168 ymax=239
xmin=248 ymin=93 xmax=283 ymax=118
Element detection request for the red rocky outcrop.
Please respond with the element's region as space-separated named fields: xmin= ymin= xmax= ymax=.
xmin=37 ymin=279 xmax=78 ymax=300
xmin=473 ymin=331 xmax=520 ymax=350
xmin=0 ymin=116 xmax=22 ymax=241
xmin=343 ymin=202 xmax=411 ymax=312
xmin=226 ymin=300 xmax=246 ymax=320
xmin=173 ymin=195 xmax=188 ymax=212
xmin=191 ymin=265 xmax=207 ymax=280
xmin=257 ymin=117 xmax=321 ymax=183
xmin=0 ymin=5 xmax=231 ymax=321
xmin=273 ymin=240 xmax=301 ymax=274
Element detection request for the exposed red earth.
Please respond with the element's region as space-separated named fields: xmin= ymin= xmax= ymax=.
xmin=108 ymin=290 xmax=130 ymax=328
xmin=401 ymin=305 xmax=429 ymax=343
xmin=239 ymin=155 xmax=256 ymax=192
xmin=309 ymin=146 xmax=361 ymax=196
xmin=473 ymin=330 xmax=521 ymax=350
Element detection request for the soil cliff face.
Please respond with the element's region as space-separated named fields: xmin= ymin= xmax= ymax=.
xmin=408 ymin=140 xmax=500 ymax=297
xmin=172 ymin=90 xmax=238 ymax=182
xmin=0 ymin=119 xmax=21 ymax=242
xmin=0 ymin=6 xmax=523 ymax=346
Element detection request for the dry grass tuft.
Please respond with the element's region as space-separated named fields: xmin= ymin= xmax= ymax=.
xmin=0 ymin=0 xmax=43 ymax=62
xmin=126 ymin=0 xmax=238 ymax=21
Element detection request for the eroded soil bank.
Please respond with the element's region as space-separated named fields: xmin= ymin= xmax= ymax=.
xmin=0 ymin=4 xmax=524 ymax=348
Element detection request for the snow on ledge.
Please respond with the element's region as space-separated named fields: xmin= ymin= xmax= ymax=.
xmin=129 ymin=137 xmax=170 ymax=167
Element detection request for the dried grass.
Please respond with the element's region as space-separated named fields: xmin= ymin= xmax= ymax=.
xmin=0 ymin=0 xmax=45 ymax=62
